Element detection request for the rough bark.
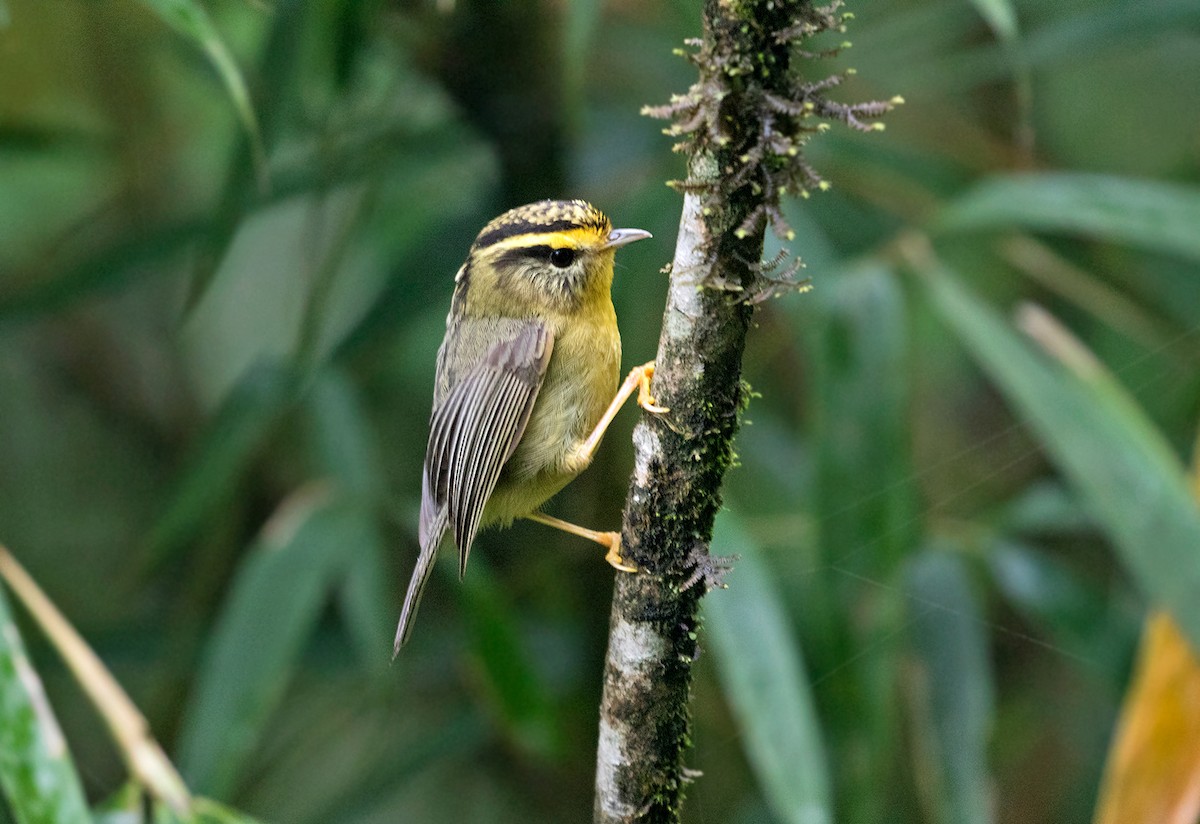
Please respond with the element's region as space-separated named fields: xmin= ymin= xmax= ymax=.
xmin=592 ymin=169 xmax=753 ymax=824
xmin=593 ymin=1 xmax=897 ymax=821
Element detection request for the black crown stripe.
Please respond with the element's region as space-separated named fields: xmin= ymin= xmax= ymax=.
xmin=473 ymin=219 xmax=582 ymax=251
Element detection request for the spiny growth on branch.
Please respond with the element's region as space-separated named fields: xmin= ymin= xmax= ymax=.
xmin=643 ymin=0 xmax=901 ymax=297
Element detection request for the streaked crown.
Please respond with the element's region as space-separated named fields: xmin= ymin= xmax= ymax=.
xmin=454 ymin=199 xmax=648 ymax=316
xmin=471 ymin=200 xmax=612 ymax=252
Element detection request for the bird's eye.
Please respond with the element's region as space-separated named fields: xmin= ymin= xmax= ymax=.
xmin=549 ymin=248 xmax=576 ymax=268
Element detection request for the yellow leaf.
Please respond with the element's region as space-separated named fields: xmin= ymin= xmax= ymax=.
xmin=1093 ymin=433 xmax=1200 ymax=824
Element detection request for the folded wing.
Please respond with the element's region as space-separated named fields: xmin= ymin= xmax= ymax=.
xmin=395 ymin=322 xmax=553 ymax=652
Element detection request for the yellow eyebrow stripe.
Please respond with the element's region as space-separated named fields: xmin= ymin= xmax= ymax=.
xmin=484 ymin=227 xmax=606 ymax=253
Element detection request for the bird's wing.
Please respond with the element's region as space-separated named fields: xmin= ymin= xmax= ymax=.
xmin=395 ymin=322 xmax=553 ymax=653
xmin=428 ymin=321 xmax=554 ymax=568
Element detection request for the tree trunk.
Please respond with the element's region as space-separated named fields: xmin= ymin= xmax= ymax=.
xmin=592 ymin=1 xmax=896 ymax=820
xmin=592 ymin=168 xmax=754 ymax=824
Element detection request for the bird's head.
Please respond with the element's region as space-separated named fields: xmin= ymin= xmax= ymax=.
xmin=461 ymin=200 xmax=651 ymax=316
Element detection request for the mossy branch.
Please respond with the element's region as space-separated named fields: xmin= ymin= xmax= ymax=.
xmin=593 ymin=2 xmax=897 ymax=821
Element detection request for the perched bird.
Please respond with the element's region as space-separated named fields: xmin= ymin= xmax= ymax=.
xmin=394 ymin=200 xmax=663 ymax=653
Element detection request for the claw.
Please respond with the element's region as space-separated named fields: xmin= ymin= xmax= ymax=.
xmin=636 ymin=363 xmax=670 ymax=415
xmin=601 ymin=532 xmax=639 ymax=573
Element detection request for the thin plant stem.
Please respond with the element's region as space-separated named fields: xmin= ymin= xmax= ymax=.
xmin=0 ymin=544 xmax=192 ymax=815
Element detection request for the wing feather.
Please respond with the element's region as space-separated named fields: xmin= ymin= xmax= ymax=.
xmin=448 ymin=376 xmax=503 ymax=552
xmin=452 ymin=375 xmax=527 ymax=574
xmin=395 ymin=322 xmax=553 ymax=652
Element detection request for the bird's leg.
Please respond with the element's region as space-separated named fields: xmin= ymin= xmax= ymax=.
xmin=573 ymin=361 xmax=667 ymax=468
xmin=536 ymin=362 xmax=665 ymax=573
xmin=524 ymin=512 xmax=637 ymax=572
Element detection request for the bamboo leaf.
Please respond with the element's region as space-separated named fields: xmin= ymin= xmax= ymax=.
xmin=93 ymin=782 xmax=144 ymax=824
xmin=1093 ymin=447 xmax=1200 ymax=824
xmin=706 ymin=514 xmax=831 ymax=824
xmin=459 ymin=561 xmax=562 ymax=760
xmin=0 ymin=585 xmax=91 ymax=824
xmin=1022 ymin=0 xmax=1200 ymax=68
xmin=919 ymin=263 xmax=1200 ymax=650
xmin=180 ymin=187 xmax=367 ymax=406
xmin=136 ymin=0 xmax=265 ymax=185
xmin=807 ymin=262 xmax=917 ymax=576
xmin=905 ymin=547 xmax=994 ymax=824
xmin=336 ymin=530 xmax=392 ymax=677
xmin=175 ymin=488 xmax=362 ymax=797
xmin=968 ymin=0 xmax=1017 ymax=41
xmin=986 ymin=538 xmax=1133 ymax=676
xmin=305 ymin=369 xmax=384 ymax=500
xmin=182 ymin=0 xmax=311 ymax=312
xmin=937 ymin=174 xmax=1200 ymax=263
xmin=305 ymin=368 xmax=390 ymax=672
xmin=187 ymin=797 xmax=266 ymax=824
xmin=801 ymin=262 xmax=915 ymax=821
xmin=147 ymin=361 xmax=296 ymax=564
xmin=563 ymin=0 xmax=601 ymax=129
xmin=994 ymin=481 xmax=1093 ymax=536
xmin=1093 ymin=612 xmax=1200 ymax=824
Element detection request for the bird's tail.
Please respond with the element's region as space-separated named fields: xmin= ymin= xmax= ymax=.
xmin=394 ymin=507 xmax=447 ymax=656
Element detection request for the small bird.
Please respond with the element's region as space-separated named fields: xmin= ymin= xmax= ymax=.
xmin=395 ymin=199 xmax=664 ymax=653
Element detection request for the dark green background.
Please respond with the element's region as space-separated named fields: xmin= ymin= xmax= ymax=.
xmin=2 ymin=0 xmax=1199 ymax=822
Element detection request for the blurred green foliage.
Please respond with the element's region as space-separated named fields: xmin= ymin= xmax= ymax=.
xmin=1 ymin=0 xmax=1199 ymax=822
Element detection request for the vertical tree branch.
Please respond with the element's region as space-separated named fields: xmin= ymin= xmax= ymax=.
xmin=593 ymin=164 xmax=752 ymax=824
xmin=594 ymin=2 xmax=898 ymax=821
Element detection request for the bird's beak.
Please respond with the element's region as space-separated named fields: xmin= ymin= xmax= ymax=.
xmin=603 ymin=228 xmax=652 ymax=250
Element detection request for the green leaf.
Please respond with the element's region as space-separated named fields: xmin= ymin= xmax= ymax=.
xmin=0 ymin=142 xmax=118 ymax=282
xmin=985 ymin=539 xmax=1134 ymax=676
xmin=305 ymin=369 xmax=384 ymax=500
xmin=150 ymin=800 xmax=265 ymax=824
xmin=180 ymin=186 xmax=368 ymax=406
xmin=994 ymin=481 xmax=1093 ymax=536
xmin=151 ymin=803 xmax=184 ymax=824
xmin=181 ymin=0 xmax=312 ymax=312
xmin=562 ymin=0 xmax=601 ymax=129
xmin=806 ymin=262 xmax=917 ymax=576
xmin=920 ymin=264 xmax=1200 ymax=650
xmin=937 ymin=173 xmax=1200 ymax=263
xmin=459 ymin=560 xmax=562 ymax=760
xmin=1022 ymin=0 xmax=1200 ymax=69
xmin=136 ymin=0 xmax=265 ymax=186
xmin=176 ymin=489 xmax=364 ymax=797
xmin=801 ymin=263 xmax=915 ymax=823
xmin=904 ymin=548 xmax=994 ymax=824
xmin=0 ymin=587 xmax=91 ymax=824
xmin=147 ymin=361 xmax=296 ymax=564
xmin=706 ymin=513 xmax=831 ymax=824
xmin=968 ymin=0 xmax=1017 ymax=41
xmin=335 ymin=530 xmax=393 ymax=678
xmin=190 ymin=798 xmax=266 ymax=824
xmin=305 ymin=368 xmax=391 ymax=673
xmin=0 ymin=118 xmax=469 ymax=323
xmin=92 ymin=782 xmax=144 ymax=824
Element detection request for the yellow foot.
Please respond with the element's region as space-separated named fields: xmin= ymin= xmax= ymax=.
xmin=600 ymin=531 xmax=639 ymax=573
xmin=635 ymin=362 xmax=669 ymax=415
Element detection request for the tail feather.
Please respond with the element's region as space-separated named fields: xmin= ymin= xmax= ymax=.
xmin=394 ymin=507 xmax=448 ymax=656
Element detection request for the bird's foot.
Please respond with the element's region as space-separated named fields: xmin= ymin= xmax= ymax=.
xmin=633 ymin=362 xmax=669 ymax=415
xmin=600 ymin=531 xmax=639 ymax=573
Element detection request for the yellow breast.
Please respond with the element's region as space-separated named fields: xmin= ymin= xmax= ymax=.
xmin=484 ymin=307 xmax=621 ymax=525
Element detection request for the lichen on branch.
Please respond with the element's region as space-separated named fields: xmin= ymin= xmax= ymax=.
xmin=643 ymin=0 xmax=901 ymax=252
